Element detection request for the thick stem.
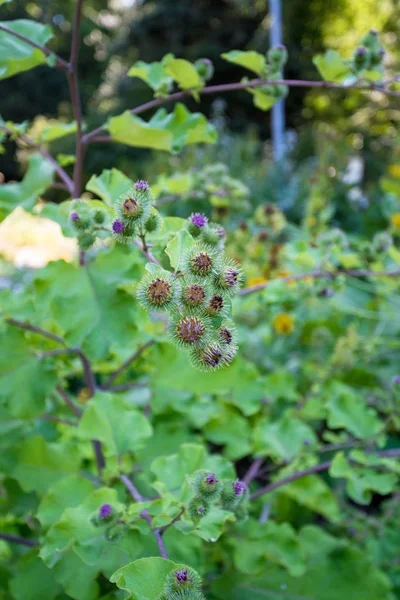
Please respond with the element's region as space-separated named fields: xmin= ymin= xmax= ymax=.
xmin=0 ymin=23 xmax=69 ymax=70
xmin=250 ymin=448 xmax=400 ymax=500
xmin=83 ymin=77 xmax=400 ymax=143
xmin=102 ymin=341 xmax=154 ymax=388
xmin=68 ymin=0 xmax=85 ymax=197
xmin=0 ymin=125 xmax=74 ymax=193
xmin=56 ymin=385 xmax=83 ymax=418
xmin=133 ymin=239 xmax=162 ymax=266
xmin=7 ymin=318 xmax=65 ymax=344
xmin=0 ymin=533 xmax=39 ymax=547
xmin=120 ymin=474 xmax=169 ymax=558
xmin=242 ymin=457 xmax=264 ymax=485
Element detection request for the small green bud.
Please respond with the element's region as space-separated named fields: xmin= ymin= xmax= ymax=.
xmin=187 ymin=496 xmax=209 ymax=523
xmin=353 ymin=47 xmax=368 ymax=70
xmin=267 ymin=44 xmax=288 ymax=68
xmin=93 ymin=209 xmax=106 ymax=224
xmin=105 ymin=523 xmax=124 ymax=542
xmin=360 ymin=29 xmax=380 ymax=49
xmin=144 ymin=208 xmax=163 ymax=233
xmin=194 ymin=58 xmax=214 ymax=81
xmin=77 ymin=231 xmax=96 ymax=250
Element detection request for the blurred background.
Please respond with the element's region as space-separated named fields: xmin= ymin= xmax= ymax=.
xmin=1 ymin=0 xmax=400 ymax=235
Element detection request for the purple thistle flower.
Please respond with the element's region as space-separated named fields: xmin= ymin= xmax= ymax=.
xmin=99 ymin=504 xmax=112 ymax=519
xmin=198 ymin=506 xmax=205 ymax=514
xmin=176 ymin=316 xmax=205 ymax=344
xmin=205 ymin=473 xmax=219 ymax=486
xmin=392 ymin=375 xmax=400 ymax=384
xmin=190 ymin=212 xmax=208 ymax=228
xmin=112 ymin=219 xmax=125 ymax=234
xmin=175 ymin=569 xmax=191 ymax=585
xmin=70 ymin=210 xmax=80 ymax=222
xmin=135 ymin=180 xmax=149 ymax=191
xmin=225 ymin=267 xmax=239 ymax=287
xmin=233 ymin=480 xmax=246 ymax=496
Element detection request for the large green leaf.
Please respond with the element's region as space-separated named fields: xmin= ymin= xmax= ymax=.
xmin=313 ymin=50 xmax=351 ymax=83
xmin=0 ymin=153 xmax=54 ymax=218
xmin=40 ymin=121 xmax=77 ymax=142
xmin=212 ymin=526 xmax=393 ymax=600
xmin=106 ymin=103 xmax=217 ymax=152
xmin=165 ymin=229 xmax=194 ymax=270
xmin=326 ymin=382 xmax=383 ymax=439
xmin=232 ymin=520 xmax=306 ymax=577
xmin=253 ymin=412 xmax=317 ymax=460
xmin=0 ymin=19 xmax=53 ymax=80
xmin=128 ymin=60 xmax=172 ymax=93
xmin=76 ymin=392 xmax=153 ymax=459
xmin=110 ymin=557 xmax=178 ymax=600
xmin=86 ymin=168 xmax=134 ymax=206
xmin=40 ymin=487 xmax=126 ymax=566
xmin=203 ymin=406 xmax=252 ymax=460
xmin=221 ymin=50 xmax=266 ymax=75
xmin=330 ymin=452 xmax=398 ymax=504
xmin=9 ymin=552 xmax=62 ymax=600
xmin=0 ymin=326 xmax=58 ymax=418
xmin=37 ymin=475 xmax=94 ymax=529
xmin=163 ymin=54 xmax=203 ymax=89
xmin=14 ymin=436 xmax=81 ymax=493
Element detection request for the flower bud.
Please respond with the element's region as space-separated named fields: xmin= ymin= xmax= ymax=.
xmin=188 ymin=213 xmax=208 ymax=237
xmin=77 ymin=231 xmax=96 ymax=250
xmin=183 ymin=244 xmax=218 ymax=278
xmin=267 ymin=44 xmax=288 ymax=68
xmin=187 ymin=496 xmax=209 ymax=523
xmin=203 ymin=294 xmax=225 ymax=317
xmin=195 ymin=58 xmax=214 ymax=81
xmin=353 ymin=47 xmax=368 ymax=69
xmin=171 ymin=313 xmax=209 ymax=347
xmin=137 ymin=268 xmax=180 ymax=311
xmin=181 ymin=280 xmax=207 ymax=308
xmin=99 ymin=503 xmax=113 ymax=520
xmin=165 ymin=566 xmax=203 ymax=597
xmin=135 ymin=179 xmax=149 ymax=191
xmin=190 ymin=470 xmax=222 ymax=501
xmin=213 ymin=260 xmax=243 ymax=296
xmin=93 ymin=210 xmax=106 ymax=224
xmin=144 ymin=208 xmax=162 ymax=233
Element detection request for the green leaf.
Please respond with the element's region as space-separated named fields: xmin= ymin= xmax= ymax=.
xmin=14 ymin=436 xmax=81 ymax=493
xmin=165 ymin=229 xmax=194 ymax=270
xmin=9 ymin=552 xmax=62 ymax=600
xmin=0 ymin=153 xmax=54 ymax=218
xmin=86 ymin=168 xmax=134 ymax=206
xmin=330 ymin=452 xmax=398 ymax=504
xmin=204 ymin=406 xmax=251 ymax=460
xmin=276 ymin=473 xmax=341 ymax=522
xmin=40 ymin=121 xmax=77 ymax=142
xmin=52 ymin=552 xmax=100 ymax=600
xmin=0 ymin=327 xmax=58 ymax=418
xmin=110 ymin=557 xmax=178 ymax=600
xmin=313 ymin=50 xmax=351 ymax=83
xmin=233 ymin=520 xmax=306 ymax=577
xmin=327 ymin=382 xmax=383 ymax=439
xmin=106 ymin=103 xmax=217 ymax=153
xmin=128 ymin=60 xmax=172 ymax=93
xmin=37 ymin=475 xmax=94 ymax=529
xmin=221 ymin=50 xmax=266 ymax=75
xmin=253 ymin=412 xmax=317 ymax=460
xmin=246 ymin=86 xmax=278 ymax=111
xmin=76 ymin=392 xmax=152 ymax=459
xmin=150 ymin=443 xmax=235 ymax=495
xmin=40 ymin=487 xmax=125 ymax=566
xmin=163 ymin=54 xmax=203 ymax=89
xmin=0 ymin=19 xmax=53 ymax=79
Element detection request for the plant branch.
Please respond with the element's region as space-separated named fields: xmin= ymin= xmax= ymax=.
xmin=0 ymin=23 xmax=69 ymax=71
xmin=120 ymin=474 xmax=169 ymax=559
xmin=83 ymin=76 xmax=400 ymax=143
xmin=238 ymin=268 xmax=400 ymax=296
xmin=56 ymin=385 xmax=83 ymax=417
xmin=102 ymin=341 xmax=154 ymax=388
xmin=0 ymin=533 xmax=39 ymax=547
xmin=67 ymin=0 xmax=85 ymax=197
xmin=250 ymin=448 xmax=400 ymax=500
xmin=158 ymin=508 xmax=185 ymax=535
xmin=6 ymin=318 xmax=65 ymax=344
xmin=39 ymin=413 xmax=77 ymax=426
xmin=242 ymin=457 xmax=264 ymax=485
xmin=0 ymin=125 xmax=74 ymax=193
xmin=133 ymin=239 xmax=162 ymax=266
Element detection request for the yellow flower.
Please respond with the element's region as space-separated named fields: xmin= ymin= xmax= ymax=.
xmin=390 ymin=213 xmax=400 ymax=229
xmin=247 ymin=276 xmax=268 ymax=287
xmin=0 ymin=207 xmax=77 ymax=267
xmin=273 ymin=312 xmax=294 ymax=335
xmin=388 ymin=165 xmax=400 ymax=179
